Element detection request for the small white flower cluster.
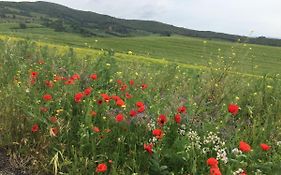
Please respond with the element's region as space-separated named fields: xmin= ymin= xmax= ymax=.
xmin=217 ymin=148 xmax=228 ymax=164
xmin=147 ymin=120 xmax=156 ymax=130
xmin=177 ymin=124 xmax=187 ymax=136
xmin=187 ymin=129 xmax=201 ymax=142
xmin=185 ymin=129 xmax=202 ymax=151
xmin=232 ymin=168 xmax=244 ymax=175
xmin=276 ymin=141 xmax=281 ymax=146
xmin=231 ymin=148 xmax=242 ymax=156
xmin=149 ymin=137 xmax=158 ymax=143
xmin=202 ymin=147 xmax=210 ymax=154
xmin=147 ymin=120 xmax=158 ymax=143
xmin=203 ymin=132 xmax=224 ymax=145
xmin=203 ymin=132 xmax=228 ymax=163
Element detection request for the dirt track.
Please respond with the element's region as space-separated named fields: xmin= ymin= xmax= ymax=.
xmin=0 ymin=148 xmax=27 ymax=175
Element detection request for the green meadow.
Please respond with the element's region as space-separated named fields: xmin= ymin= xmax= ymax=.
xmin=0 ymin=21 xmax=281 ymax=175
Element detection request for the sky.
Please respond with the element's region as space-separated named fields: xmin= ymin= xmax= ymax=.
xmin=2 ymin=0 xmax=281 ymax=38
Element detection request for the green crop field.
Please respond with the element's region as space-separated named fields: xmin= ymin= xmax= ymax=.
xmin=0 ymin=6 xmax=281 ymax=174
xmin=1 ymin=23 xmax=281 ymax=76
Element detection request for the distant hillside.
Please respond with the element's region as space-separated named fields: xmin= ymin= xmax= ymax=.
xmin=0 ymin=1 xmax=281 ymax=46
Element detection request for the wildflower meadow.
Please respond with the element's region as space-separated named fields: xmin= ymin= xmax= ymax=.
xmin=0 ymin=39 xmax=281 ymax=175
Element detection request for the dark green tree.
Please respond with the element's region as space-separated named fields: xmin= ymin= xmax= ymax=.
xmin=19 ymin=22 xmax=27 ymax=29
xmin=51 ymin=20 xmax=65 ymax=32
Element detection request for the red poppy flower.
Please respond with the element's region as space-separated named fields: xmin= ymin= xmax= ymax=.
xmin=125 ymin=92 xmax=132 ymax=99
xmin=141 ymin=84 xmax=148 ymax=90
xmin=174 ymin=114 xmax=181 ymax=124
xmin=71 ymin=73 xmax=80 ymax=80
xmin=129 ymin=80 xmax=134 ymax=86
xmin=54 ymin=75 xmax=62 ymax=81
xmin=90 ymin=111 xmax=97 ymax=117
xmin=157 ymin=114 xmax=167 ymax=125
xmin=210 ymin=167 xmax=222 ymax=175
xmin=96 ymin=163 xmax=107 ymax=173
xmin=144 ymin=143 xmax=153 ymax=155
xmin=89 ymin=74 xmax=97 ymax=80
xmin=260 ymin=143 xmax=271 ymax=151
xmin=239 ymin=141 xmax=251 ymax=153
xmin=111 ymin=95 xmax=121 ymax=101
xmin=177 ymin=106 xmax=187 ymax=113
xmin=64 ymin=79 xmax=75 ymax=85
xmin=50 ymin=127 xmax=59 ymax=137
xmin=97 ymin=99 xmax=103 ymax=105
xmin=129 ymin=110 xmax=137 ymax=117
xmin=84 ymin=87 xmax=92 ymax=96
xmin=30 ymin=71 xmax=38 ymax=79
xmin=207 ymin=158 xmax=221 ymax=175
xmin=137 ymin=106 xmax=145 ymax=113
xmin=152 ymin=129 xmax=162 ymax=136
xmin=207 ymin=158 xmax=218 ymax=167
xmin=45 ymin=80 xmax=53 ymax=88
xmin=116 ymin=79 xmax=122 ymax=85
xmin=74 ymin=92 xmax=84 ymax=103
xmin=116 ymin=99 xmax=125 ymax=107
xmin=152 ymin=129 xmax=163 ymax=139
xmin=43 ymin=94 xmax=52 ymax=101
xmin=92 ymin=126 xmax=100 ymax=133
xmin=136 ymin=101 xmax=144 ymax=107
xmin=228 ymin=104 xmax=239 ymax=115
xmin=31 ymin=124 xmax=39 ymax=133
xmin=49 ymin=116 xmax=57 ymax=123
xmin=101 ymin=94 xmax=110 ymax=102
xmin=120 ymin=84 xmax=127 ymax=91
xmin=115 ymin=114 xmax=124 ymax=122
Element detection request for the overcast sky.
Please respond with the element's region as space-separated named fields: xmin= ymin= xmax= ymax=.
xmin=3 ymin=0 xmax=281 ymax=38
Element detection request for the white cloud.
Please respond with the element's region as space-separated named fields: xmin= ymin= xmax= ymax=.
xmin=1 ymin=0 xmax=281 ymax=38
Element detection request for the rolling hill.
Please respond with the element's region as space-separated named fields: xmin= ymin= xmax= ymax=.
xmin=0 ymin=1 xmax=281 ymax=46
